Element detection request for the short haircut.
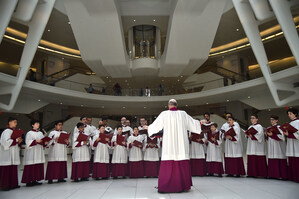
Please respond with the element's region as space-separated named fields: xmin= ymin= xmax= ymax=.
xmin=30 ymin=119 xmax=40 ymax=126
xmin=204 ymin=112 xmax=210 ymax=116
xmin=86 ymin=116 xmax=92 ymax=119
xmin=270 ymin=115 xmax=279 ymax=120
xmin=80 ymin=116 xmax=87 ymax=121
xmin=8 ymin=117 xmax=17 ymax=124
xmin=251 ymin=114 xmax=258 ymax=119
xmin=287 ymin=107 xmax=298 ymax=117
xmin=54 ymin=120 xmax=63 ymax=126
xmin=133 ymin=126 xmax=138 ymax=130
xmin=117 ymin=125 xmax=122 ymax=130
xmin=102 ymin=116 xmax=108 ymax=121
xmin=76 ymin=122 xmax=84 ymax=128
xmin=98 ymin=124 xmax=105 ymax=129
xmin=227 ymin=116 xmax=235 ymax=121
xmin=226 ymin=112 xmax=232 ymax=116
xmin=211 ymin=123 xmax=218 ymax=128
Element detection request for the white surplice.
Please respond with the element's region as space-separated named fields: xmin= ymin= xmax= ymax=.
xmin=222 ymin=123 xmax=243 ymax=158
xmin=72 ymin=131 xmax=90 ymax=162
xmin=206 ymin=130 xmax=223 ymax=162
xmin=47 ymin=130 xmax=68 ymax=162
xmin=111 ymin=134 xmax=128 ymax=163
xmin=92 ymin=130 xmax=110 ymax=163
xmin=266 ymin=125 xmax=286 ymax=159
xmin=286 ymin=119 xmax=299 ymax=157
xmin=23 ymin=130 xmax=45 ymax=165
xmin=246 ymin=124 xmax=266 ymax=156
xmin=148 ymin=109 xmax=201 ymax=161
xmin=143 ymin=137 xmax=160 ymax=161
xmin=127 ymin=134 xmax=144 ymax=162
xmin=0 ymin=128 xmax=20 ymax=166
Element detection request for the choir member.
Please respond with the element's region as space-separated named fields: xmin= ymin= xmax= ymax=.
xmin=0 ymin=117 xmax=22 ymax=191
xmin=45 ymin=121 xmax=69 ymax=184
xmin=246 ymin=114 xmax=267 ymax=178
xmin=127 ymin=126 xmax=144 ymax=178
xmin=266 ymin=115 xmax=287 ymax=180
xmin=73 ymin=116 xmax=94 ymax=137
xmin=111 ymin=126 xmax=128 ymax=178
xmin=71 ymin=122 xmax=90 ymax=182
xmin=206 ymin=123 xmax=224 ymax=177
xmin=284 ymin=107 xmax=299 ymax=183
xmin=22 ymin=120 xmax=48 ymax=187
xmin=204 ymin=112 xmax=212 ymax=124
xmin=92 ymin=124 xmax=111 ymax=180
xmin=143 ymin=135 xmax=160 ymax=178
xmin=138 ymin=117 xmax=148 ymax=140
xmin=101 ymin=117 xmax=113 ymax=134
xmin=223 ymin=116 xmax=246 ymax=177
xmin=189 ymin=129 xmax=206 ymax=176
xmin=147 ymin=99 xmax=202 ymax=193
xmin=116 ymin=117 xmax=133 ymax=136
xmin=126 ymin=120 xmax=131 ymax=127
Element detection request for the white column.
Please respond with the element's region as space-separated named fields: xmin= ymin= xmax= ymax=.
xmin=0 ymin=0 xmax=18 ymax=44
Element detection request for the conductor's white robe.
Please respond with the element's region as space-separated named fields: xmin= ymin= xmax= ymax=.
xmin=148 ymin=108 xmax=201 ymax=193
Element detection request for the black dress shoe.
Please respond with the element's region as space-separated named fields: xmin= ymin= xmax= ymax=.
xmin=81 ymin=178 xmax=89 ymax=181
xmin=48 ymin=180 xmax=53 ymax=184
xmin=12 ymin=185 xmax=20 ymax=189
xmin=95 ymin=177 xmax=100 ymax=180
xmin=26 ymin=182 xmax=34 ymax=187
xmin=235 ymin=175 xmax=240 ymax=178
xmin=227 ymin=174 xmax=233 ymax=177
xmin=73 ymin=179 xmax=79 ymax=182
xmin=218 ymin=174 xmax=223 ymax=177
xmin=33 ymin=181 xmax=42 ymax=186
xmin=58 ymin=179 xmax=66 ymax=183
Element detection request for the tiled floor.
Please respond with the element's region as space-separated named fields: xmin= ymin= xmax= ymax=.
xmin=1 ymin=156 xmax=298 ymax=199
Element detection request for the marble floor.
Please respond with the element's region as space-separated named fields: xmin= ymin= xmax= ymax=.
xmin=1 ymin=156 xmax=298 ymax=199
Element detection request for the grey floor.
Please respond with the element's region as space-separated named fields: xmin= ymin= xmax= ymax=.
xmin=1 ymin=156 xmax=298 ymax=199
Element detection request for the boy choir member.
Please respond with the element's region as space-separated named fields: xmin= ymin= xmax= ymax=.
xmin=283 ymin=107 xmax=299 ymax=183
xmin=71 ymin=122 xmax=90 ymax=182
xmin=143 ymin=135 xmax=160 ymax=177
xmin=189 ymin=130 xmax=206 ymax=176
xmin=92 ymin=125 xmax=111 ymax=180
xmin=223 ymin=116 xmax=246 ymax=177
xmin=246 ymin=114 xmax=267 ymax=178
xmin=22 ymin=120 xmax=48 ymax=187
xmin=0 ymin=117 xmax=22 ymax=191
xmin=127 ymin=126 xmax=145 ymax=178
xmin=117 ymin=117 xmax=133 ymax=136
xmin=46 ymin=121 xmax=69 ymax=184
xmin=111 ymin=126 xmax=128 ymax=178
xmin=265 ymin=115 xmax=287 ymax=180
xmin=206 ymin=123 xmax=224 ymax=177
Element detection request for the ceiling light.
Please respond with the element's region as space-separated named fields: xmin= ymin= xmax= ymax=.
xmin=123 ymin=107 xmax=126 ymax=109
xmin=38 ymin=99 xmax=41 ymax=102
xmin=185 ymin=105 xmax=188 ymax=107
xmin=60 ymin=102 xmax=63 ymax=105
xmin=68 ymin=21 xmax=71 ymax=24
xmin=248 ymin=96 xmax=251 ymax=99
xmin=80 ymin=105 xmax=83 ymax=107
xmin=47 ymin=29 xmax=50 ymax=32
xmin=226 ymin=99 xmax=230 ymax=102
xmin=62 ymin=57 xmax=64 ymax=59
xmin=153 ymin=19 xmax=156 ymax=22
xmin=236 ymin=28 xmax=239 ymax=31
xmin=144 ymin=107 xmax=147 ymax=109
xmin=133 ymin=19 xmax=136 ymax=22
xmin=206 ymin=102 xmax=209 ymax=105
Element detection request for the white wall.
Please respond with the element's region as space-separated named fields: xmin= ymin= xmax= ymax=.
xmin=183 ymin=72 xmax=224 ymax=91
xmin=55 ymin=73 xmax=106 ymax=92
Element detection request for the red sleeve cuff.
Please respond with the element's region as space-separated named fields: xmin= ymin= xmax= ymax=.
xmin=30 ymin=140 xmax=37 ymax=147
xmin=231 ymin=136 xmax=237 ymax=142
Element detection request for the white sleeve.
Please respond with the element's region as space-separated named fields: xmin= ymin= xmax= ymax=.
xmin=254 ymin=125 xmax=264 ymax=143
xmin=0 ymin=130 xmax=13 ymax=150
xmin=25 ymin=131 xmax=35 ymax=149
xmin=232 ymin=125 xmax=241 ymax=143
xmin=185 ymin=113 xmax=202 ymax=134
xmin=148 ymin=112 xmax=165 ymax=137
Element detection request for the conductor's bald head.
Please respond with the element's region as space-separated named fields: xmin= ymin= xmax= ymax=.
xmin=168 ymin=99 xmax=178 ymax=109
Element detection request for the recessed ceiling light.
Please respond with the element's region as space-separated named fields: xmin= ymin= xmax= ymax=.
xmin=180 ymin=76 xmax=183 ymax=78
xmin=60 ymin=102 xmax=63 ymax=105
xmin=47 ymin=29 xmax=50 ymax=32
xmin=177 ymin=79 xmax=180 ymax=82
xmin=80 ymin=105 xmax=83 ymax=107
xmin=68 ymin=21 xmax=71 ymax=24
xmin=236 ymin=28 xmax=239 ymax=31
xmin=185 ymin=105 xmax=188 ymax=107
xmin=248 ymin=96 xmax=251 ymax=99
xmin=226 ymin=99 xmax=230 ymax=102
xmin=206 ymin=102 xmax=209 ymax=105
xmin=123 ymin=106 xmax=126 ymax=109
xmin=153 ymin=19 xmax=156 ymax=22
xmin=38 ymin=99 xmax=41 ymax=102
xmin=133 ymin=19 xmax=136 ymax=22
xmin=144 ymin=107 xmax=147 ymax=109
